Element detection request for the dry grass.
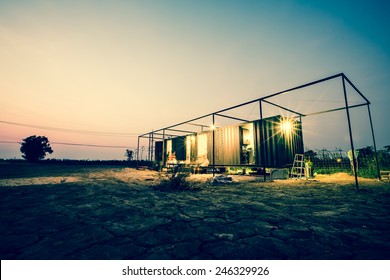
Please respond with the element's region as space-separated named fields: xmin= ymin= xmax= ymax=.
xmin=1 ymin=163 xmax=390 ymax=259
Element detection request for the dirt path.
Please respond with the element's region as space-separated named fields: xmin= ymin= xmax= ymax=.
xmin=1 ymin=168 xmax=389 ymax=259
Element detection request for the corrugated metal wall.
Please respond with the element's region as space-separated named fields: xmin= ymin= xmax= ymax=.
xmin=155 ymin=141 xmax=163 ymax=161
xmin=254 ymin=116 xmax=303 ymax=167
xmin=172 ymin=136 xmax=186 ymax=161
xmin=212 ymin=125 xmax=241 ymax=165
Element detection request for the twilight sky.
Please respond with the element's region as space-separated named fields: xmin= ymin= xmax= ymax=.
xmin=1 ymin=0 xmax=389 ymax=160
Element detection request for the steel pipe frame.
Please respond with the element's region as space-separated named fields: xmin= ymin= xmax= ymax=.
xmin=137 ymin=73 xmax=379 ymax=189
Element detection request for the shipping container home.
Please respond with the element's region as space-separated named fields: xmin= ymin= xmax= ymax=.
xmin=154 ymin=115 xmax=303 ymax=169
xmin=138 ymin=73 xmax=379 ymax=188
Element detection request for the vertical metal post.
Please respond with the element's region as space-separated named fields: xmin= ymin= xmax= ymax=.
xmin=367 ymin=104 xmax=381 ymax=179
xmin=212 ymin=114 xmax=215 ymax=177
xmin=136 ymin=136 xmax=140 ymax=169
xmin=259 ymin=100 xmax=266 ymax=181
xmin=151 ymin=130 xmax=154 ymax=163
xmin=342 ymin=75 xmax=359 ymax=189
xmin=148 ymin=134 xmax=151 ymax=162
xmin=299 ymin=114 xmax=305 ymax=154
xmin=299 ymin=114 xmax=303 ymax=143
xmin=162 ymin=129 xmax=166 ymax=167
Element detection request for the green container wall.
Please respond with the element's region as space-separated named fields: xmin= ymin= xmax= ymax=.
xmin=254 ymin=116 xmax=303 ymax=167
xmin=172 ymin=136 xmax=186 ymax=161
xmin=155 ymin=141 xmax=163 ymax=161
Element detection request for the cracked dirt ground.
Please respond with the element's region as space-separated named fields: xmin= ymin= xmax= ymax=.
xmin=1 ymin=164 xmax=390 ymax=260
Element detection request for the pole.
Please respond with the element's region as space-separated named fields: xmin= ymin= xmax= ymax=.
xmin=367 ymin=104 xmax=381 ymax=179
xmin=342 ymin=75 xmax=359 ymax=189
xmin=212 ymin=114 xmax=215 ymax=177
xmin=136 ymin=136 xmax=140 ymax=169
xmin=299 ymin=114 xmax=304 ymax=153
xmin=259 ymin=100 xmax=266 ymax=181
xmin=148 ymin=134 xmax=151 ymax=162
xmin=162 ymin=129 xmax=166 ymax=167
xmin=151 ymin=130 xmax=154 ymax=163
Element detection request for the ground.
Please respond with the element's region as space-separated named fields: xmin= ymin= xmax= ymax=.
xmin=0 ymin=162 xmax=389 ymax=260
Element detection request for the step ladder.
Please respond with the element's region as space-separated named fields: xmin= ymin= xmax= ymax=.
xmin=380 ymin=170 xmax=390 ymax=180
xmin=291 ymin=154 xmax=305 ymax=179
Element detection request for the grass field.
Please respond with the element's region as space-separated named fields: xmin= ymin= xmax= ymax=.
xmin=1 ymin=162 xmax=390 ymax=259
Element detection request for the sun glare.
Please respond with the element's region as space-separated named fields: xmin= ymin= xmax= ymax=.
xmin=279 ymin=117 xmax=295 ymax=138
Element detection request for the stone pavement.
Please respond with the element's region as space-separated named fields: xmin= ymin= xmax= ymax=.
xmin=1 ymin=169 xmax=390 ymax=260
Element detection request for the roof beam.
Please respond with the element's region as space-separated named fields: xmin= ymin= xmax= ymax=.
xmin=342 ymin=74 xmax=371 ymax=105
xmin=214 ymin=113 xmax=249 ymax=123
xmin=262 ymin=99 xmax=305 ymax=117
xmin=304 ymin=102 xmax=367 ymax=117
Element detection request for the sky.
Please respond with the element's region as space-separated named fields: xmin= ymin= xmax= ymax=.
xmin=1 ymin=0 xmax=389 ymax=160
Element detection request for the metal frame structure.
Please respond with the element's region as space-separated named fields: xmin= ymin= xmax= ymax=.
xmin=137 ymin=73 xmax=380 ymax=189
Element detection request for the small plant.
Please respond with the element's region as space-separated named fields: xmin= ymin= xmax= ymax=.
xmin=153 ymin=171 xmax=199 ymax=191
xmin=304 ymin=159 xmax=314 ymax=177
xmin=305 ymin=159 xmax=313 ymax=168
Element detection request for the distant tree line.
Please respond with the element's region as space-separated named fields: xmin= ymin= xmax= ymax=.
xmin=15 ymin=135 xmax=148 ymax=166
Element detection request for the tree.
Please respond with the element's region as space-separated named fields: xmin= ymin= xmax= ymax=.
xmin=357 ymin=146 xmax=374 ymax=158
xmin=379 ymin=146 xmax=390 ymax=168
xmin=20 ymin=135 xmax=53 ymax=162
xmin=125 ymin=149 xmax=133 ymax=161
xmin=304 ymin=150 xmax=317 ymax=161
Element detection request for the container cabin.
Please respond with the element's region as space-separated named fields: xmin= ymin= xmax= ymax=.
xmin=155 ymin=115 xmax=303 ymax=169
